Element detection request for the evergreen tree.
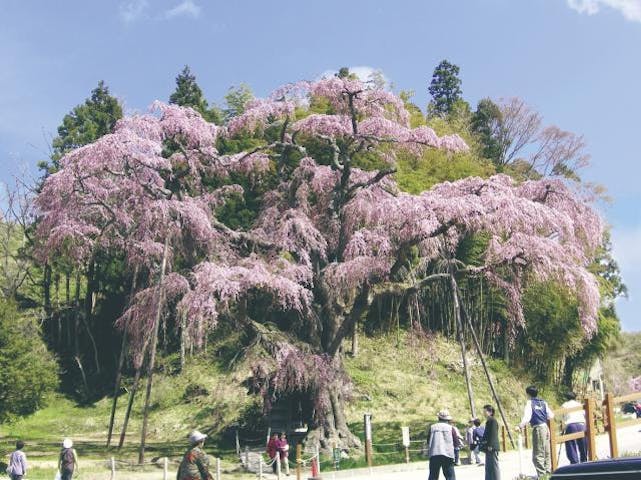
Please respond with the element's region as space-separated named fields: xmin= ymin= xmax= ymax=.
xmin=471 ymin=98 xmax=503 ymax=163
xmin=170 ymin=66 xmax=223 ymax=124
xmin=41 ymin=81 xmax=123 ymax=174
xmin=224 ymin=83 xmax=253 ymax=119
xmin=428 ymin=59 xmax=463 ymax=117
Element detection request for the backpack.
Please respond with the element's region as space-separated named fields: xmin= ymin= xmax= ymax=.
xmin=60 ymin=448 xmax=75 ymax=472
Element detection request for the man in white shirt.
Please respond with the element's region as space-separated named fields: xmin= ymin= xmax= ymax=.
xmin=517 ymin=385 xmax=554 ymax=479
xmin=560 ymin=391 xmax=587 ymax=464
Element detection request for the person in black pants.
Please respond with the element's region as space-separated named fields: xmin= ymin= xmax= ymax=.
xmin=481 ymin=405 xmax=501 ymax=480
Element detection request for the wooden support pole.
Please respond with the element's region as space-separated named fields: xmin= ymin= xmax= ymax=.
xmin=501 ymin=426 xmax=507 ymax=452
xmin=604 ymin=392 xmax=619 ymax=458
xmin=110 ymin=456 xmax=116 ymax=480
xmin=296 ymin=443 xmax=302 ymax=480
xmin=163 ymin=457 xmax=168 ymax=480
xmin=450 ymin=276 xmax=476 ymax=419
xmin=235 ymin=428 xmax=240 ymax=456
xmin=549 ymin=419 xmax=558 ymax=472
xmin=584 ymin=398 xmax=597 ymax=461
xmin=524 ymin=425 xmax=529 ymax=449
xmin=364 ymin=413 xmax=373 ymax=467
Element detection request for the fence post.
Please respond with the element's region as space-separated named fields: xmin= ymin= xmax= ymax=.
xmin=584 ymin=397 xmax=597 ymax=461
xmin=110 ymin=456 xmax=116 ymax=480
xmin=316 ymin=446 xmax=321 ymax=475
xmin=259 ymin=455 xmax=263 ymax=479
xmin=245 ymin=446 xmax=250 ymax=470
xmin=236 ymin=428 xmax=240 ymax=456
xmin=604 ymin=392 xmax=619 ymax=458
xmin=163 ymin=456 xmax=168 ymax=480
xmin=296 ymin=443 xmax=302 ymax=480
xmin=549 ymin=419 xmax=558 ymax=472
xmin=364 ymin=413 xmax=373 ymax=467
xmin=501 ymin=425 xmax=507 ymax=452
xmin=216 ymin=457 xmax=221 ymax=480
xmin=524 ymin=425 xmax=529 ymax=449
xmin=401 ymin=426 xmax=410 ymax=464
xmin=276 ymin=452 xmax=282 ymax=480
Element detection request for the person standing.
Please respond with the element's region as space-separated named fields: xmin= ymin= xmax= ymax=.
xmin=267 ymin=432 xmax=279 ymax=474
xmin=481 ymin=405 xmax=500 ymax=480
xmin=561 ymin=392 xmax=587 ymax=464
xmin=466 ymin=418 xmax=484 ymax=465
xmin=277 ymin=432 xmax=291 ymax=476
xmin=58 ymin=438 xmax=79 ymax=480
xmin=177 ymin=430 xmax=213 ymax=480
xmin=449 ymin=420 xmax=463 ymax=466
xmin=6 ymin=440 xmax=27 ymax=480
xmin=427 ymin=409 xmax=456 ymax=480
xmin=518 ymin=385 xmax=554 ymax=479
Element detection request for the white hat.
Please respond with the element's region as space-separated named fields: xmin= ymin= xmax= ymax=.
xmin=62 ymin=438 xmax=73 ymax=449
xmin=188 ymin=430 xmax=207 ymax=444
xmin=437 ymin=409 xmax=452 ymax=421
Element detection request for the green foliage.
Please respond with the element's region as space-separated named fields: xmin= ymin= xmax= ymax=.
xmin=471 ymin=98 xmax=503 ymax=164
xmin=169 ymin=65 xmax=223 ymax=124
xmin=42 ymin=81 xmax=123 ymax=174
xmin=224 ymin=83 xmax=253 ymax=119
xmin=0 ymin=300 xmax=58 ymax=421
xmin=428 ymin=59 xmax=463 ymax=117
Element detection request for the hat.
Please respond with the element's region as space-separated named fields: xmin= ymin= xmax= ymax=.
xmin=437 ymin=409 xmax=452 ymax=421
xmin=62 ymin=438 xmax=73 ymax=449
xmin=188 ymin=430 xmax=208 ymax=444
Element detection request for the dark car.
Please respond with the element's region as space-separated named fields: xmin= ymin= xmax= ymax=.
xmin=551 ymin=457 xmax=641 ymax=479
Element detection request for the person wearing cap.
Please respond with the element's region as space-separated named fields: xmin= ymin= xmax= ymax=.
xmin=517 ymin=385 xmax=554 ymax=479
xmin=58 ymin=438 xmax=79 ymax=480
xmin=177 ymin=430 xmax=213 ymax=480
xmin=561 ymin=392 xmax=587 ymax=464
xmin=427 ymin=409 xmax=456 ymax=480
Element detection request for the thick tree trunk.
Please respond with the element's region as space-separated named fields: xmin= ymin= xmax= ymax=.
xmin=138 ymin=238 xmax=170 ymax=464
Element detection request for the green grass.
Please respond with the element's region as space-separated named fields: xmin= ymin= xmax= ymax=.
xmin=1 ymin=331 xmax=546 ymax=473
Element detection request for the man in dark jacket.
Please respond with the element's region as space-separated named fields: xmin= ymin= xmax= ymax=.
xmin=481 ymin=404 xmax=501 ymax=480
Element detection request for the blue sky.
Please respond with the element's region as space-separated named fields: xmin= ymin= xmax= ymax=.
xmin=1 ymin=0 xmax=640 ymax=330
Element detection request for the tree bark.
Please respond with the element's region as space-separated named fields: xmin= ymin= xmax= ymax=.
xmin=118 ymin=362 xmax=143 ymax=450
xmin=43 ymin=263 xmax=52 ymax=316
xmin=107 ymin=267 xmax=138 ymax=447
xmin=450 ymin=275 xmax=476 ymax=419
xmin=351 ymin=320 xmax=359 ymax=357
xmin=138 ymin=238 xmax=170 ymax=464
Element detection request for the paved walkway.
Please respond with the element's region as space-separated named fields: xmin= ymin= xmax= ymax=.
xmin=306 ymin=424 xmax=641 ymax=480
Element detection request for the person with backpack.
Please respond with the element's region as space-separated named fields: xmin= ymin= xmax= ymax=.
xmin=6 ymin=440 xmax=27 ymax=480
xmin=518 ymin=385 xmax=554 ymax=479
xmin=467 ymin=418 xmax=484 ymax=465
xmin=58 ymin=438 xmax=79 ymax=480
xmin=427 ymin=409 xmax=456 ymax=480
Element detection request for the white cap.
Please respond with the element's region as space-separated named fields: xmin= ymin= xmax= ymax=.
xmin=62 ymin=438 xmax=73 ymax=449
xmin=437 ymin=409 xmax=452 ymax=421
xmin=188 ymin=430 xmax=207 ymax=444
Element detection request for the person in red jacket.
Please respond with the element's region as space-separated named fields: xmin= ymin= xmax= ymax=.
xmin=267 ymin=432 xmax=280 ymax=473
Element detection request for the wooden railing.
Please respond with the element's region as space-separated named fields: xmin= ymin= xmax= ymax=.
xmin=547 ymin=392 xmax=641 ymax=471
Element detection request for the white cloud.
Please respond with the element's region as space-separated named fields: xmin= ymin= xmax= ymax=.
xmin=566 ymin=0 xmax=641 ymax=22
xmin=164 ymin=0 xmax=201 ymax=19
xmin=318 ymin=66 xmax=390 ymax=89
xmin=119 ymin=0 xmax=149 ymax=23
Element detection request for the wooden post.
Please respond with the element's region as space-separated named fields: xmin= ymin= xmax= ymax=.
xmin=235 ymin=428 xmax=240 ymax=455
xmin=604 ymin=392 xmax=619 ymax=458
xmin=401 ymin=426 xmax=410 ymax=464
xmin=245 ymin=446 xmax=250 ymax=470
xmin=216 ymin=457 xmax=221 ymax=480
xmin=110 ymin=456 xmax=116 ymax=480
xmin=364 ymin=413 xmax=373 ymax=467
xmin=316 ymin=446 xmax=321 ymax=475
xmin=276 ymin=451 xmax=282 ymax=480
xmin=450 ymin=276 xmax=476 ymax=418
xmin=296 ymin=443 xmax=302 ymax=480
xmin=549 ymin=419 xmax=558 ymax=472
xmin=524 ymin=425 xmax=529 ymax=449
xmin=259 ymin=455 xmax=263 ymax=479
xmin=584 ymin=398 xmax=597 ymax=461
xmin=163 ymin=457 xmax=168 ymax=480
xmin=501 ymin=426 xmax=507 ymax=452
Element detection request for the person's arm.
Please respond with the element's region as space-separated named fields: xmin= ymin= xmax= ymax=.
xmin=546 ymin=401 xmax=555 ymax=420
xmin=519 ymin=401 xmax=532 ymax=428
xmin=21 ymin=452 xmax=27 ymax=475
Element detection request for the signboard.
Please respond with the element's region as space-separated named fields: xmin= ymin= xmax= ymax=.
xmin=364 ymin=413 xmax=372 ymax=441
xmin=401 ymin=426 xmax=410 ymax=447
